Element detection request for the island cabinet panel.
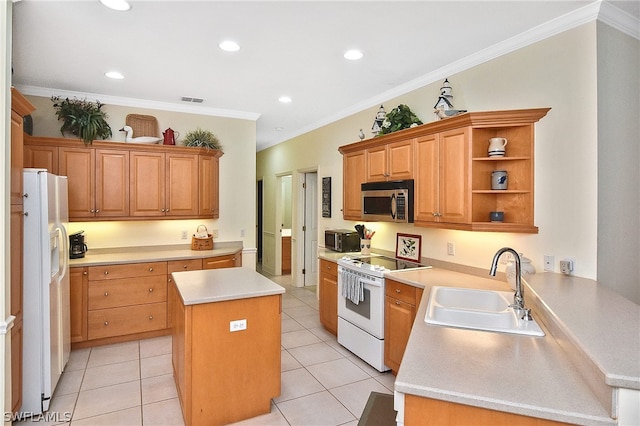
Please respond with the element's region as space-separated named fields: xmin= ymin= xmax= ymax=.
xmin=404 ymin=394 xmax=569 ymax=425
xmin=342 ymin=150 xmax=366 ymax=220
xmin=172 ymin=283 xmax=282 ymax=425
xmin=340 ymin=108 xmax=550 ymax=233
xmin=319 ymin=259 xmax=338 ymax=335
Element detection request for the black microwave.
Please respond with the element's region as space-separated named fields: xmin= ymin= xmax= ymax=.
xmin=324 ymin=229 xmax=360 ymax=252
xmin=361 ymin=179 xmax=414 ymax=223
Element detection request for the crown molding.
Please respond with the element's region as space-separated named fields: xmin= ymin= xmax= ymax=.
xmin=14 ymin=85 xmax=261 ymax=121
xmin=261 ymin=0 xmax=637 ymax=151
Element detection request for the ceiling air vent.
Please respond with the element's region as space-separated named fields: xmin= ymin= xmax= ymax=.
xmin=181 ymin=96 xmax=204 ymax=103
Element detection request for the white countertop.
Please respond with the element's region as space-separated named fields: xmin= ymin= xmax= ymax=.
xmin=69 ymin=242 xmax=243 ymax=267
xmin=172 ymin=267 xmax=285 ymax=306
xmin=319 ymin=250 xmax=639 ymax=424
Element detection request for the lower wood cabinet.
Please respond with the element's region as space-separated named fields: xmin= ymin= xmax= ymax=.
xmin=203 ymin=253 xmax=242 ymax=269
xmin=319 ymin=259 xmax=338 ymax=335
xmin=282 ymin=236 xmax=291 ymax=274
xmin=384 ymin=279 xmax=423 ymax=375
xmin=71 ymin=252 xmax=242 ymax=348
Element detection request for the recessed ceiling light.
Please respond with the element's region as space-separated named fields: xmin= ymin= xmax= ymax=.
xmin=99 ymin=0 xmax=131 ymax=11
xmin=105 ymin=71 xmax=124 ymax=79
xmin=344 ymin=49 xmax=363 ymax=60
xmin=278 ymin=96 xmax=292 ymax=104
xmin=218 ymin=40 xmax=240 ymax=52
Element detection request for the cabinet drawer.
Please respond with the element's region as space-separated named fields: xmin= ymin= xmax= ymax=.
xmin=203 ymin=254 xmax=240 ymax=269
xmin=88 ymin=276 xmax=167 ymax=310
xmin=88 ymin=302 xmax=167 ymax=340
xmin=88 ymin=261 xmax=167 ymax=280
xmin=385 ymin=280 xmax=418 ymax=305
xmin=167 ymin=259 xmax=202 ymax=273
xmin=320 ymin=259 xmax=337 ymax=279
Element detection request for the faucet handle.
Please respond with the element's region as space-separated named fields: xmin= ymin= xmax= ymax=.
xmin=520 ymin=308 xmax=533 ymax=321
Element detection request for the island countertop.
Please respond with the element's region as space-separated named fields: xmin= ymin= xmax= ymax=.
xmin=171 ymin=267 xmax=285 ymax=305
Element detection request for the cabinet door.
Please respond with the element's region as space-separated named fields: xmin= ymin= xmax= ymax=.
xmin=11 ymin=320 xmax=23 ymax=413
xmin=59 ymin=147 xmax=95 ymax=219
xmin=387 ymin=139 xmax=414 ymax=180
xmin=439 ymin=127 xmax=470 ymax=223
xmin=24 ymin=145 xmax=59 ymax=174
xmin=95 ymin=149 xmax=129 ymax=217
xmin=343 ymin=150 xmax=366 ymax=220
xmin=415 ymin=134 xmax=440 ymax=222
xmin=166 ymin=153 xmax=199 ymax=216
xmin=10 ymin=205 xmax=23 ymax=320
xmin=384 ymin=296 xmax=416 ymax=374
xmin=366 ymin=145 xmax=388 ymax=182
xmin=70 ymin=267 xmax=88 ymax=343
xmin=319 ymin=259 xmax=338 ymax=335
xmin=130 ymin=151 xmax=165 ymax=217
xmin=198 ymin=154 xmax=219 ymax=217
xmin=11 ymin=110 xmax=24 ymax=205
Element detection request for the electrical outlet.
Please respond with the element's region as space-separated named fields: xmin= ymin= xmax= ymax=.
xmin=229 ymin=319 xmax=247 ymax=332
xmin=543 ymin=255 xmax=554 ymax=272
xmin=447 ymin=242 xmax=455 ymax=256
xmin=240 ymin=229 xmax=245 ymax=237
xmin=211 ymin=229 xmax=219 ymax=238
xmin=181 ymin=230 xmax=188 ymax=240
xmin=560 ymin=259 xmax=574 ymax=275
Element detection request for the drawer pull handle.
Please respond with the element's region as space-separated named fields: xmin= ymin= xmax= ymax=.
xmin=395 ymin=289 xmax=401 ymax=293
xmin=104 ymin=321 xmax=109 ymax=326
xmin=183 ymin=265 xmax=188 ymax=269
xmin=83 ymin=271 xmax=88 ymax=275
xmin=104 ymin=271 xmax=109 ymax=275
xmin=104 ymin=292 xmax=109 ymax=296
xmin=395 ymin=301 xmax=401 ymax=305
xmin=149 ymin=288 xmax=153 ymax=292
xmin=149 ymin=315 xmax=154 ymax=320
xmin=149 ymin=267 xmax=153 ymax=272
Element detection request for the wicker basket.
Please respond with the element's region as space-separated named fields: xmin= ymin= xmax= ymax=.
xmin=126 ymin=114 xmax=159 ymax=137
xmin=191 ymin=225 xmax=213 ymax=250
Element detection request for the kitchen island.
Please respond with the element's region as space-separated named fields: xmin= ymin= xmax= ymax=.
xmin=170 ymin=267 xmax=285 ymax=426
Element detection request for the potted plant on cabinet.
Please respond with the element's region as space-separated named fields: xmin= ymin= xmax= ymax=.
xmin=377 ymin=104 xmax=423 ymax=136
xmin=183 ymin=127 xmax=221 ymax=150
xmin=51 ymin=96 xmax=112 ymax=144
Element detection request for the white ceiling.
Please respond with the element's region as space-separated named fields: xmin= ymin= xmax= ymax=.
xmin=10 ymin=1 xmax=639 ymax=151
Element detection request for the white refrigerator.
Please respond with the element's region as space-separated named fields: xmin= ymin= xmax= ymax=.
xmin=22 ymin=169 xmax=71 ymax=414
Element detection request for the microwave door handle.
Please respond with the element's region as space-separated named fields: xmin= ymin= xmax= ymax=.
xmin=390 ymin=193 xmax=397 ymax=220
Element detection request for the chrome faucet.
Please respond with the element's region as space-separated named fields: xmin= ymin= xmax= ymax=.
xmin=490 ymin=247 xmax=533 ymax=321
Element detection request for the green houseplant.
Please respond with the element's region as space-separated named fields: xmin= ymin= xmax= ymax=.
xmin=51 ymin=96 xmax=112 ymax=144
xmin=378 ymin=104 xmax=423 ymax=136
xmin=183 ymin=127 xmax=221 ymax=150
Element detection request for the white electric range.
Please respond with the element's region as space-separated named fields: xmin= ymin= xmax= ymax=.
xmin=336 ymin=254 xmax=430 ymax=371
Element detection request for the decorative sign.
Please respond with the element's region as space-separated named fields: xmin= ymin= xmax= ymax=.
xmin=322 ymin=177 xmax=331 ymax=218
xmin=396 ymin=233 xmax=422 ymax=262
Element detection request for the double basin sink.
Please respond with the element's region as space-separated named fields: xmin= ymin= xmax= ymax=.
xmin=425 ymin=286 xmax=545 ymax=337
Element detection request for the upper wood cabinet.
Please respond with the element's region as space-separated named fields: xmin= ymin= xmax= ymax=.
xmin=24 ymin=136 xmax=223 ymax=222
xmin=339 ymin=108 xmax=550 ymax=233
xmin=342 ymin=150 xmax=366 ymax=221
xmin=366 ymin=139 xmax=414 ymax=182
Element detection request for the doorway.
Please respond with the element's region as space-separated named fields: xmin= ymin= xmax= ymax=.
xmin=297 ymin=171 xmax=318 ymax=287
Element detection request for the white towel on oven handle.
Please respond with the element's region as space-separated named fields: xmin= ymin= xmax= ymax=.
xmin=340 ymin=269 xmax=364 ymax=305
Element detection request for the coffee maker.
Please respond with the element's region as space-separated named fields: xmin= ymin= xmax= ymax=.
xmin=69 ymin=231 xmax=88 ymax=259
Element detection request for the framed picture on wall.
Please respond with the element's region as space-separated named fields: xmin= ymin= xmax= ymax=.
xmin=395 ymin=233 xmax=422 ymax=262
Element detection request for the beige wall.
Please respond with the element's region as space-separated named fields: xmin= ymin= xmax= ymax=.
xmin=596 ymin=22 xmax=640 ymax=303
xmin=258 ymin=23 xmax=616 ymax=294
xmin=23 ymin=96 xmax=258 ymax=257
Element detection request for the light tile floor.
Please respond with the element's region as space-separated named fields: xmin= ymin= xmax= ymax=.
xmin=17 ymin=268 xmax=394 ymax=425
